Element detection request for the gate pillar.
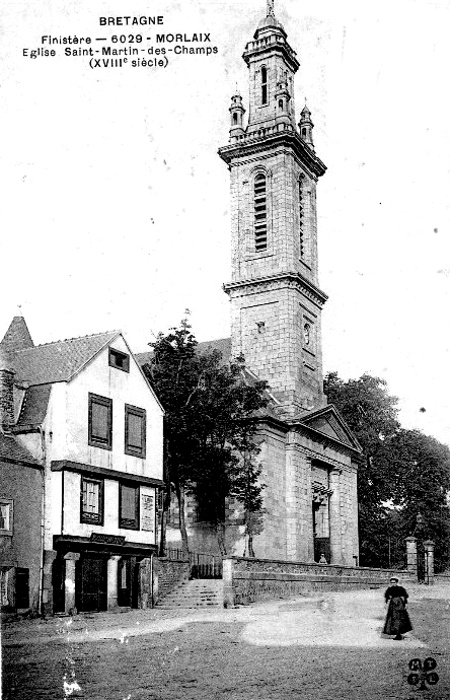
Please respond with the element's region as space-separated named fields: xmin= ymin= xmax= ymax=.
xmin=405 ymin=536 xmax=418 ymax=579
xmin=423 ymin=540 xmax=435 ymax=585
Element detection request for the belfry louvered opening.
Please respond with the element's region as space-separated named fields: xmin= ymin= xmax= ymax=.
xmin=299 ymin=176 xmax=305 ymax=258
xmin=254 ymin=173 xmax=268 ymax=251
xmin=261 ymin=66 xmax=268 ymax=105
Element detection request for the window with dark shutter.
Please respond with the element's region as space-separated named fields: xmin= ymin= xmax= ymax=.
xmin=124 ymin=404 xmax=146 ymax=458
xmin=119 ymin=483 xmax=139 ymax=530
xmin=88 ymin=394 xmax=113 ymax=450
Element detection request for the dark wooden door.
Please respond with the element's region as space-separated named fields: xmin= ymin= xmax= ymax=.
xmin=118 ymin=557 xmax=139 ymax=608
xmin=52 ymin=559 xmax=66 ymax=613
xmin=15 ymin=568 xmax=29 ymax=609
xmin=76 ymin=556 xmax=107 ymax=612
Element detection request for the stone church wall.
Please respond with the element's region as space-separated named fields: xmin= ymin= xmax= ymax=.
xmin=223 ymin=556 xmax=413 ymax=607
xmin=251 ymin=425 xmax=288 ymax=560
xmin=339 ymin=466 xmax=359 ymax=565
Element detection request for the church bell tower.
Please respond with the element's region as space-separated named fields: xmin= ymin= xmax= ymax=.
xmin=220 ymin=0 xmax=328 ymax=417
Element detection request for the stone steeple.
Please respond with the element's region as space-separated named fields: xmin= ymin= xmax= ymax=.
xmin=219 ymin=2 xmax=328 ymax=416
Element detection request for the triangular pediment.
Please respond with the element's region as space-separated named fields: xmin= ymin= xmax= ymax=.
xmin=297 ymin=404 xmax=362 ymax=453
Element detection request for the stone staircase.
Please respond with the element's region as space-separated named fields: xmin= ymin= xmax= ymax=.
xmin=156 ymin=579 xmax=223 ymax=609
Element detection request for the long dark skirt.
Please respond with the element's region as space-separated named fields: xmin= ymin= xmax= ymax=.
xmin=383 ymin=597 xmax=413 ymax=635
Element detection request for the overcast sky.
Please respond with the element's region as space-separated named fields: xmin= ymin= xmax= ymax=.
xmin=1 ymin=0 xmax=449 ymax=446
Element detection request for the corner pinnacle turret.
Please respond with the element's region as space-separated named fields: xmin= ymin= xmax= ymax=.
xmin=299 ymin=102 xmax=314 ymax=149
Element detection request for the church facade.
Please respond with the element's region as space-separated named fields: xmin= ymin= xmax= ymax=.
xmin=147 ymin=2 xmax=362 ymax=566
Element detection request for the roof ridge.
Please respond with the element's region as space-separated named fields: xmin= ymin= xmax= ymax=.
xmin=19 ymin=329 xmax=121 ymax=351
xmin=197 ymin=336 xmax=231 ymax=343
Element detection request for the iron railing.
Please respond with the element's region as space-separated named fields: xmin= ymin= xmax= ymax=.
xmin=189 ymin=551 xmax=223 ymax=579
xmin=161 ymin=548 xmax=223 ymax=578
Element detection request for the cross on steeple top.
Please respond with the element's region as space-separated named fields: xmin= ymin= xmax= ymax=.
xmin=266 ymin=0 xmax=275 ymax=17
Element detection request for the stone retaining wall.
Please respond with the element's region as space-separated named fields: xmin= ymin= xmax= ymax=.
xmin=435 ymin=573 xmax=450 ymax=582
xmin=223 ymin=556 xmax=413 ymax=607
xmin=153 ymin=556 xmax=190 ymax=604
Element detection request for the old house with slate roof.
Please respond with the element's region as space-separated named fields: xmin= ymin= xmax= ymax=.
xmin=0 ymin=315 xmax=164 ymax=615
xmin=137 ymin=1 xmax=362 ymax=566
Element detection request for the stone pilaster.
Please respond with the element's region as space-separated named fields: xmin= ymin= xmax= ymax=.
xmin=107 ymin=556 xmax=121 ymax=610
xmin=41 ymin=549 xmax=57 ymax=616
xmin=423 ymin=540 xmax=435 ymax=585
xmin=138 ymin=557 xmax=152 ymax=609
xmin=285 ymin=442 xmax=298 ymax=560
xmin=328 ymin=470 xmax=342 ymax=565
xmin=405 ymin=536 xmax=418 ymax=578
xmin=306 ymin=458 xmax=315 ymax=562
xmin=63 ymin=552 xmax=80 ymax=614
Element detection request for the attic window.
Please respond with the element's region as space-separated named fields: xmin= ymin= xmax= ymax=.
xmin=109 ymin=348 xmax=130 ymax=373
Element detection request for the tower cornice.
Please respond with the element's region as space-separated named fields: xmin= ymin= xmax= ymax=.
xmin=218 ymin=127 xmax=326 ymax=178
xmin=243 ymin=33 xmax=299 ymax=73
xmin=223 ymin=271 xmax=328 ymax=309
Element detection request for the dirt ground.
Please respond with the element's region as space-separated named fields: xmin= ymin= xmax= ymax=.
xmin=2 ymin=581 xmax=450 ymax=700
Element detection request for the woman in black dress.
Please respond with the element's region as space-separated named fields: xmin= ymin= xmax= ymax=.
xmin=383 ymin=576 xmax=413 ymax=640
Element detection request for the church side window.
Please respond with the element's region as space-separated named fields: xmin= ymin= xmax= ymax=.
xmin=261 ymin=66 xmax=268 ymax=105
xmin=254 ymin=174 xmax=267 ymax=252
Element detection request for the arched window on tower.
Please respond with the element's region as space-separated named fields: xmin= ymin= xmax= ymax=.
xmin=299 ymin=176 xmax=305 ymax=259
xmin=233 ymin=112 xmax=238 ymax=125
xmin=254 ymin=173 xmax=267 ymax=252
xmin=261 ymin=66 xmax=268 ymax=105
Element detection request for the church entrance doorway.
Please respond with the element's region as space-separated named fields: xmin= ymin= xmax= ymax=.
xmin=312 ymin=502 xmax=331 ymax=563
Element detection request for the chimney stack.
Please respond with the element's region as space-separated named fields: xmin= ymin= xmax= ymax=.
xmin=0 ymin=349 xmax=15 ymax=432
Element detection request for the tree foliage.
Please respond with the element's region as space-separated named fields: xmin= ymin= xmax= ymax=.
xmin=324 ymin=371 xmax=450 ymax=571
xmin=143 ymin=317 xmax=268 ymax=555
xmin=324 ymin=372 xmax=400 ymax=566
